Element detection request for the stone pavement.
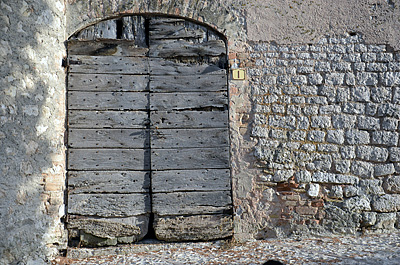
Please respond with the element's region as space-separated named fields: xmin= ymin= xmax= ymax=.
xmin=54 ymin=232 xmax=400 ymax=264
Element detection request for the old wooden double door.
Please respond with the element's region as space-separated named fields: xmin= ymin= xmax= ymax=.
xmin=66 ymin=16 xmax=232 ymax=246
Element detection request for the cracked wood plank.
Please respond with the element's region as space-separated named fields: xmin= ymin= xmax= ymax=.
xmin=68 ymin=73 xmax=149 ymax=92
xmin=151 ymin=147 xmax=229 ymax=170
xmin=152 ymin=191 xmax=231 ymax=216
xmin=68 ymin=91 xmax=148 ymax=110
xmin=68 ymin=55 xmax=149 ymax=74
xmin=154 ymin=214 xmax=233 ymax=241
xmin=149 ymin=92 xmax=227 ymax=111
xmin=68 ymin=149 xmax=150 ymax=170
xmin=73 ymin=19 xmax=118 ymax=40
xmin=149 ymin=40 xmax=225 ymax=58
xmin=151 ymin=169 xmax=230 ymax=192
xmin=68 ymin=110 xmax=148 ymax=129
xmin=68 ymin=40 xmax=148 ymax=56
xmin=68 ymin=193 xmax=150 ymax=217
xmin=68 ymin=129 xmax=149 ymax=148
xmin=151 ymin=128 xmax=228 ymax=148
xmin=67 ymin=214 xmax=149 ymax=241
xmin=150 ymin=110 xmax=228 ymax=129
xmin=150 ymin=58 xmax=226 ymax=76
xmin=68 ymin=171 xmax=150 ymax=194
xmin=150 ymin=74 xmax=226 ymax=92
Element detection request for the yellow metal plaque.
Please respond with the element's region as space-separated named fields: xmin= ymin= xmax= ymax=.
xmin=232 ymin=69 xmax=246 ymax=80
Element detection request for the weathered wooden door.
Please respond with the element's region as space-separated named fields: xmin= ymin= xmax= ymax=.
xmin=66 ymin=16 xmax=232 ymax=246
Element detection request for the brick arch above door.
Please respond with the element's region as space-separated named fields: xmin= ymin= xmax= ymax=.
xmin=66 ymin=15 xmax=232 ymax=247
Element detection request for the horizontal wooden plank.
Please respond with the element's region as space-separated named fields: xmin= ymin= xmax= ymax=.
xmin=151 ymin=147 xmax=229 ymax=170
xmin=68 ymin=215 xmax=149 ymax=243
xmin=152 ymin=191 xmax=231 ymax=216
xmin=73 ymin=19 xmax=118 ymax=40
xmin=154 ymin=214 xmax=233 ymax=241
xmin=150 ymin=74 xmax=226 ymax=92
xmin=149 ymin=23 xmax=205 ymax=40
xmin=68 ymin=74 xmax=149 ymax=92
xmin=68 ymin=149 xmax=150 ymax=170
xmin=68 ymin=55 xmax=149 ymax=74
xmin=152 ymin=169 xmax=231 ymax=192
xmin=151 ymin=128 xmax=229 ymax=148
xmin=68 ymin=129 xmax=149 ymax=148
xmin=68 ymin=171 xmax=150 ymax=194
xmin=68 ymin=40 xmax=148 ymax=56
xmin=150 ymin=110 xmax=228 ymax=128
xmin=68 ymin=110 xmax=148 ymax=129
xmin=149 ymin=17 xmax=186 ymax=25
xmin=150 ymin=58 xmax=226 ymax=76
xmin=149 ymin=40 xmax=225 ymax=58
xmin=68 ymin=193 xmax=150 ymax=217
xmin=68 ymin=91 xmax=148 ymax=110
xmin=149 ymin=92 xmax=227 ymax=111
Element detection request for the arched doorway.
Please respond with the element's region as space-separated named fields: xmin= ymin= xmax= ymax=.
xmin=66 ymin=15 xmax=232 ymax=246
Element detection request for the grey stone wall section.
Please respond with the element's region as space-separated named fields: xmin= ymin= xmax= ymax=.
xmin=0 ymin=0 xmax=67 ymax=264
xmin=249 ymin=34 xmax=400 ymax=237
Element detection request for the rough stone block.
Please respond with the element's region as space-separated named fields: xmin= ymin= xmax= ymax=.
xmin=288 ymin=130 xmax=306 ymax=141
xmin=380 ymin=72 xmax=400 ymax=86
xmin=351 ymin=86 xmax=370 ymax=102
xmin=329 ymin=185 xmax=343 ymax=199
xmin=374 ymin=213 xmax=397 ymax=229
xmin=383 ymin=176 xmax=400 ymax=193
xmin=334 ymin=160 xmax=351 ymax=174
xmin=300 ymin=85 xmax=318 ymax=95
xmin=361 ymin=212 xmax=377 ymax=227
xmin=361 ymin=53 xmax=377 ymax=62
xmin=371 ymin=194 xmax=400 ymax=212
xmin=307 ymin=130 xmax=326 ymax=142
xmin=359 ymin=179 xmax=385 ymax=195
xmin=326 ymin=130 xmax=345 ymax=144
xmin=269 ymin=115 xmax=296 ymax=129
xmin=317 ymin=144 xmax=339 ymax=153
xmin=365 ymin=103 xmax=378 ymax=116
xmin=295 ymin=170 xmax=312 ymax=183
xmin=343 ymin=102 xmax=365 ymax=114
xmin=273 ymin=169 xmax=295 ymax=182
xmin=356 ymin=72 xmax=378 ymax=86
xmin=370 ymin=87 xmax=392 ymax=103
xmin=344 ymin=195 xmax=371 ymax=212
xmin=332 ymin=114 xmax=356 ymax=129
xmin=377 ymin=103 xmax=400 ymax=118
xmin=325 ymin=73 xmax=345 ymax=85
xmin=303 ymin=105 xmax=319 ymax=115
xmin=312 ymin=154 xmax=332 ymax=171
xmin=371 ymin=131 xmax=399 ymax=146
xmin=344 ymin=186 xmax=360 ymax=197
xmin=389 ymin=147 xmax=400 ymax=162
xmin=366 ymin=62 xmax=388 ymax=72
xmin=319 ymin=105 xmax=341 ymax=114
xmin=340 ymin=146 xmax=356 ymax=159
xmin=315 ymin=61 xmax=331 ymax=72
xmin=357 ymin=116 xmax=380 ymax=130
xmin=311 ymin=172 xmax=358 ymax=184
xmin=355 ymin=146 xmax=388 ymax=162
xmin=336 ymin=87 xmax=350 ymax=102
xmin=251 ymin=126 xmax=269 ymax=137
xmin=393 ymin=87 xmax=400 ymax=104
xmin=351 ymin=161 xmax=374 ymax=178
xmin=308 ymin=73 xmax=323 ymax=85
xmin=307 ymin=183 xmax=320 ymax=198
xmin=381 ymin=117 xmax=398 ymax=131
xmin=311 ymin=116 xmax=331 ymax=128
xmin=374 ymin=164 xmax=395 ymax=177
xmin=345 ymin=130 xmax=370 ymax=145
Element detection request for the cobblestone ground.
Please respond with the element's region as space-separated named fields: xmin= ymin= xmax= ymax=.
xmin=54 ymin=232 xmax=400 ymax=264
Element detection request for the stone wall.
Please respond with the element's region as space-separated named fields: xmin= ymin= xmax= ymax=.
xmin=0 ymin=1 xmax=67 ymax=264
xmin=240 ymin=34 xmax=400 ymax=238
